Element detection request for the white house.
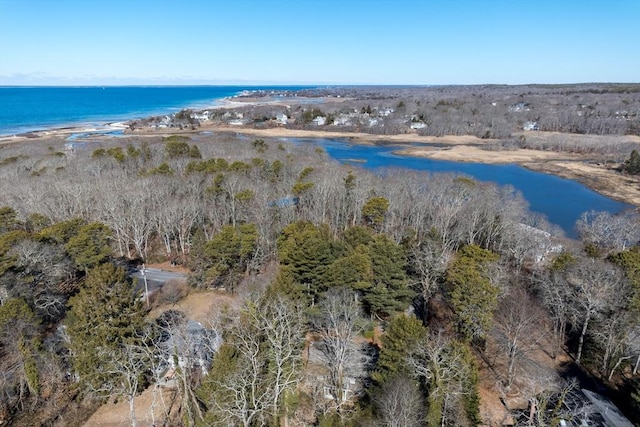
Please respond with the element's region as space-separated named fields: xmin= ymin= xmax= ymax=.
xmin=155 ymin=115 xmax=172 ymax=128
xmin=333 ymin=116 xmax=351 ymax=126
xmin=515 ymin=223 xmax=563 ymax=264
xmin=191 ymin=111 xmax=210 ymax=121
xmin=312 ymin=116 xmax=326 ymax=126
xmin=305 ymin=339 xmax=368 ymax=406
xmin=276 ymin=113 xmax=288 ymax=125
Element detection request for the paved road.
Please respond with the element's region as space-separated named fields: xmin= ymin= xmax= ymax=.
xmin=130 ymin=267 xmax=187 ymax=292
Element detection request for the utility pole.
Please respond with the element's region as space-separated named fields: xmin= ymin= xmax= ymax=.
xmin=141 ymin=263 xmax=149 ymax=308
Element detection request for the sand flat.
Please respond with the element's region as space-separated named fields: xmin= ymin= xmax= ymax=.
xmin=394 ymin=145 xmax=572 ymax=163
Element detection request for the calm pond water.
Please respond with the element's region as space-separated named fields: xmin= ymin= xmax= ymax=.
xmin=288 ymin=138 xmax=634 ymax=238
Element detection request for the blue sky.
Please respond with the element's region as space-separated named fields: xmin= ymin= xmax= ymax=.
xmin=0 ymin=0 xmax=639 ymax=85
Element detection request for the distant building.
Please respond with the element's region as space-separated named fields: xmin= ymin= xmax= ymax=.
xmin=191 ymin=111 xmax=210 ymax=121
xmin=269 ymin=196 xmax=299 ymax=208
xmin=509 ymin=102 xmax=531 ymax=112
xmin=64 ymin=141 xmax=86 ymax=152
xmin=154 ymin=115 xmax=172 ymax=128
xmin=333 ymin=116 xmax=351 ymax=126
xmin=276 ymin=113 xmax=288 ymax=125
xmin=312 ymin=116 xmax=327 ymax=126
xmin=515 ymin=223 xmax=563 ymax=264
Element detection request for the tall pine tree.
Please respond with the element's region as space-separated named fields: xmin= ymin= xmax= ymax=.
xmin=623 ymin=149 xmax=640 ymax=175
xmin=277 ymin=221 xmax=342 ymax=303
xmin=365 ymin=235 xmax=414 ymax=317
xmin=446 ymin=244 xmax=499 ymax=344
xmin=371 ymin=314 xmax=427 ymax=386
xmin=65 ymin=263 xmax=148 ymax=396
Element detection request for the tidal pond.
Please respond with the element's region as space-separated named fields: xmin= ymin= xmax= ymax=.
xmin=289 ymin=138 xmax=634 ymax=238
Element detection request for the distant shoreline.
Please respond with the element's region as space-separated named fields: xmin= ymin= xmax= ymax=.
xmin=1 ymin=95 xmax=639 ymax=209
xmin=0 ymin=85 xmax=315 ymax=138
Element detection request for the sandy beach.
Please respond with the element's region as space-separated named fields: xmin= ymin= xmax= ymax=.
xmin=0 ymin=122 xmax=129 ymax=145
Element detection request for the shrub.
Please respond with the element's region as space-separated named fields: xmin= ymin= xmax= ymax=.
xmin=156 ymin=280 xmax=190 ymax=306
xmin=622 ymin=149 xmax=640 ymax=174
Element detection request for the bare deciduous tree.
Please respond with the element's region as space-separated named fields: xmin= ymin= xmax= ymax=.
xmin=409 ymin=238 xmax=452 ymax=319
xmin=201 ymin=292 xmax=305 ymax=426
xmin=493 ymin=288 xmax=544 ymax=390
xmin=407 ymin=330 xmax=477 ymax=427
xmin=95 ymin=343 xmax=150 ymax=427
xmin=566 ymin=258 xmax=625 ymax=364
xmin=313 ymin=287 xmax=369 ymax=414
xmin=536 ymin=269 xmax=572 ymax=360
xmin=245 ymin=294 xmax=307 ymax=424
xmin=518 ymin=376 xmax=593 ymax=427
xmin=577 ymin=210 xmax=640 ymax=252
xmin=373 ymin=375 xmax=423 ymax=427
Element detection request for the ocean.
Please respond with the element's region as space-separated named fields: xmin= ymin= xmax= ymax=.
xmin=0 ymin=86 xmax=309 ymax=136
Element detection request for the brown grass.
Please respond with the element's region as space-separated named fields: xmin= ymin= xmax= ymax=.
xmin=83 ymin=387 xmax=180 ymax=427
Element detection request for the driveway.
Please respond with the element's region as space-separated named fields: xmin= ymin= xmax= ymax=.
xmin=130 ymin=267 xmax=187 ymax=292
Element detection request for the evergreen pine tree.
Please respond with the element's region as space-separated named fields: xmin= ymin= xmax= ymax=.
xmin=342 ymin=225 xmax=374 ymax=249
xmin=65 ymin=263 xmax=148 ymax=396
xmin=65 ymin=222 xmax=112 ymax=272
xmin=202 ymin=223 xmax=258 ymax=290
xmin=0 ymin=206 xmax=21 ymax=233
xmin=0 ymin=298 xmax=42 ymax=400
xmin=371 ymin=314 xmax=427 ymax=386
xmin=39 ymin=217 xmax=86 ymax=244
xmin=277 ymin=221 xmax=341 ymax=302
xmin=266 ymin=265 xmax=308 ymax=306
xmin=362 ymin=197 xmax=390 ymax=231
xmin=623 ymin=149 xmax=640 ymax=175
xmin=446 ymin=244 xmax=499 ymax=344
xmin=365 ymin=235 xmax=414 ymax=317
xmin=324 ymin=245 xmax=373 ymax=293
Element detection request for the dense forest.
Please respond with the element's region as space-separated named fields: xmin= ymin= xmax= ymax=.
xmin=0 ymin=124 xmax=639 ymax=426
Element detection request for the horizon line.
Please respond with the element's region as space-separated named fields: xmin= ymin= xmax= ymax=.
xmin=2 ymin=82 xmax=639 ymax=88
